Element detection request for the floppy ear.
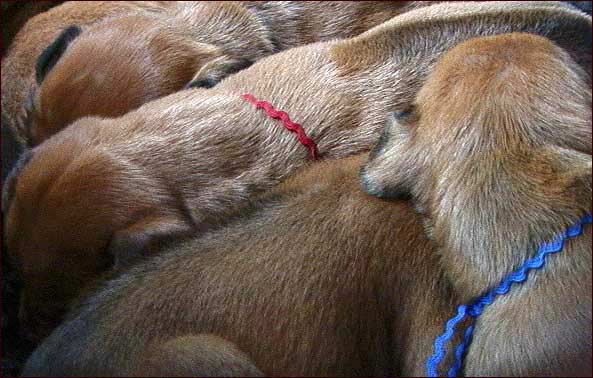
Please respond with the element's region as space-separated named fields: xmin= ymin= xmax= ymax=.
xmin=36 ymin=25 xmax=82 ymax=84
xmin=540 ymin=147 xmax=592 ymax=212
xmin=555 ymin=149 xmax=592 ymax=192
xmin=185 ymin=55 xmax=253 ymax=89
xmin=107 ymin=215 xmax=193 ymax=270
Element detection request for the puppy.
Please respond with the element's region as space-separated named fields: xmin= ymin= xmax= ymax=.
xmin=4 ymin=1 xmax=591 ymax=344
xmin=8 ymin=1 xmax=429 ymax=146
xmin=361 ymin=33 xmax=591 ymax=376
xmin=24 ymin=36 xmax=592 ymax=373
xmin=22 ymin=154 xmax=458 ymax=376
xmin=0 ymin=1 xmax=171 ymax=146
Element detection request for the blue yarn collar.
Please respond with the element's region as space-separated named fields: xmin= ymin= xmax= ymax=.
xmin=426 ymin=213 xmax=592 ymax=377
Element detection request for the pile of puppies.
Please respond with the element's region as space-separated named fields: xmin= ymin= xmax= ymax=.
xmin=1 ymin=1 xmax=591 ymax=376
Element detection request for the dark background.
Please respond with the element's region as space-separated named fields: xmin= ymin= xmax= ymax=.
xmin=2 ymin=3 xmax=64 ymax=376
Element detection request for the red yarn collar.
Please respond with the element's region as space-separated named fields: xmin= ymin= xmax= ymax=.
xmin=242 ymin=94 xmax=319 ymax=159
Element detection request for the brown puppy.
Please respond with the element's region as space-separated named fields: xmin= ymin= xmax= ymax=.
xmin=0 ymin=1 xmax=172 ymax=146
xmin=4 ymin=1 xmax=591 ymax=344
xmin=361 ymin=33 xmax=591 ymax=376
xmin=22 ymin=42 xmax=592 ymax=374
xmin=11 ymin=1 xmax=429 ymax=146
xmin=22 ymin=154 xmax=459 ymax=376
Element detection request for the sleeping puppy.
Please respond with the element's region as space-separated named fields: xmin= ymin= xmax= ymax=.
xmin=361 ymin=33 xmax=592 ymax=376
xmin=21 ymin=154 xmax=456 ymax=377
xmin=0 ymin=1 xmax=171 ymax=146
xmin=22 ymin=32 xmax=592 ymax=375
xmin=4 ymin=1 xmax=591 ymax=345
xmin=10 ymin=1 xmax=429 ymax=146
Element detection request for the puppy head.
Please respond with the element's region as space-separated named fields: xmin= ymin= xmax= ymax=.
xmin=362 ymin=33 xmax=591 ymax=287
xmin=3 ymin=118 xmax=193 ymax=343
xmin=28 ymin=13 xmax=241 ymax=145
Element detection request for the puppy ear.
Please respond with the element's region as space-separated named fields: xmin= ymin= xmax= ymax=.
xmin=540 ymin=147 xmax=592 ymax=211
xmin=107 ymin=215 xmax=193 ymax=270
xmin=556 ymin=149 xmax=592 ymax=190
xmin=185 ymin=55 xmax=253 ymax=89
xmin=36 ymin=25 xmax=82 ymax=84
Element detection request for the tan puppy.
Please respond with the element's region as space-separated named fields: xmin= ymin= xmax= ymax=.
xmin=22 ymin=154 xmax=457 ymax=376
xmin=1 ymin=1 xmax=172 ymax=146
xmin=4 ymin=1 xmax=591 ymax=344
xmin=23 ymin=39 xmax=592 ymax=373
xmin=361 ymin=33 xmax=591 ymax=376
xmin=9 ymin=1 xmax=429 ymax=146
